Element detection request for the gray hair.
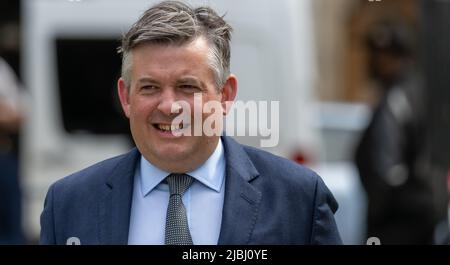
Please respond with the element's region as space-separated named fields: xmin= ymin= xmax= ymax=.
xmin=119 ymin=0 xmax=233 ymax=90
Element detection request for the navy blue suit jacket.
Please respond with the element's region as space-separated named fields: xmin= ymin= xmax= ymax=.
xmin=40 ymin=136 xmax=342 ymax=244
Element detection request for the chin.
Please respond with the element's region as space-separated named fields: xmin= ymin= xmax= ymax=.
xmin=153 ymin=145 xmax=192 ymax=161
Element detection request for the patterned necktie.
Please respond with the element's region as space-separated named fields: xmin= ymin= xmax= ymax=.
xmin=164 ymin=173 xmax=194 ymax=245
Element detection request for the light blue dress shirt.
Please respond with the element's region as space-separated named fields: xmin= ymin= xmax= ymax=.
xmin=128 ymin=139 xmax=226 ymax=245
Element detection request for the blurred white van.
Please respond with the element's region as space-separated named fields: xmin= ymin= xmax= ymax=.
xmin=312 ymin=102 xmax=371 ymax=244
xmin=21 ymin=0 xmax=321 ymax=240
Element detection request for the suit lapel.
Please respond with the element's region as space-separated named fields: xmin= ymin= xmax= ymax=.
xmin=96 ymin=138 xmax=262 ymax=245
xmin=218 ymin=137 xmax=262 ymax=245
xmin=98 ymin=148 xmax=139 ymax=245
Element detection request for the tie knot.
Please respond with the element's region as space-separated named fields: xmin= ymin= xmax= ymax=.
xmin=166 ymin=173 xmax=193 ymax=196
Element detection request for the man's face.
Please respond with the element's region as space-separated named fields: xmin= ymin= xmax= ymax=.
xmin=118 ymin=37 xmax=236 ymax=172
xmin=369 ymin=50 xmax=406 ymax=86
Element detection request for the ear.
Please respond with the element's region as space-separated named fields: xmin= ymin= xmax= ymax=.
xmin=118 ymin=77 xmax=131 ymax=118
xmin=220 ymin=74 xmax=237 ymax=115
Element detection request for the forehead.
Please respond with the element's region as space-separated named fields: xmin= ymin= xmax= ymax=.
xmin=131 ymin=37 xmax=211 ymax=72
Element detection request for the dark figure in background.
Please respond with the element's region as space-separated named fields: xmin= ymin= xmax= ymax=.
xmin=355 ymin=21 xmax=440 ymax=244
xmin=0 ymin=57 xmax=24 ymax=244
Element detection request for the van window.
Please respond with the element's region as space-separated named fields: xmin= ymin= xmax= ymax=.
xmin=56 ymin=38 xmax=129 ymax=135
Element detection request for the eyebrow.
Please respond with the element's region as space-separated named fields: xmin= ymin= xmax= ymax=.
xmin=136 ymin=76 xmax=206 ymax=88
xmin=177 ymin=77 xmax=201 ymax=84
xmin=137 ymin=77 xmax=158 ymax=84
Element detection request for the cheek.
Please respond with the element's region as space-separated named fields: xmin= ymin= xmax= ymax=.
xmin=202 ymin=94 xmax=223 ymax=115
xmin=130 ymin=97 xmax=158 ymax=114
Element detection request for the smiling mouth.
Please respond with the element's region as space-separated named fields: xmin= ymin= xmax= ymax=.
xmin=153 ymin=123 xmax=185 ymax=132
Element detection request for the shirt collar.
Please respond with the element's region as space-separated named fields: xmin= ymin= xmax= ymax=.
xmin=140 ymin=138 xmax=225 ymax=196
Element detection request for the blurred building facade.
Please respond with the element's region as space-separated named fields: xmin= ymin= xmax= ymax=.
xmin=314 ymin=0 xmax=449 ymax=244
xmin=313 ymin=0 xmax=417 ymax=104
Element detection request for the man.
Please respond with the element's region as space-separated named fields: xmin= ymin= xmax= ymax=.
xmin=355 ymin=20 xmax=444 ymax=244
xmin=0 ymin=57 xmax=24 ymax=244
xmin=40 ymin=1 xmax=341 ymax=245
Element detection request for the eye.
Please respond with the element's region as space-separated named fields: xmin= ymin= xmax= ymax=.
xmin=140 ymin=85 xmax=159 ymax=93
xmin=142 ymin=85 xmax=157 ymax=89
xmin=179 ymin=84 xmax=200 ymax=91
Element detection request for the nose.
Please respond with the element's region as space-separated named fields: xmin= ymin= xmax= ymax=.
xmin=156 ymin=88 xmax=179 ymax=116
